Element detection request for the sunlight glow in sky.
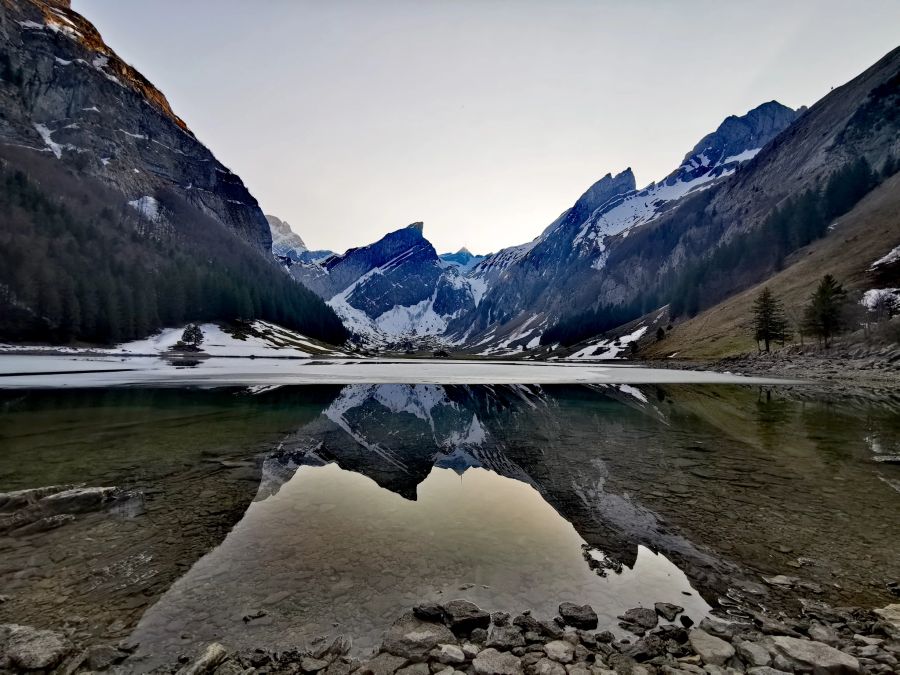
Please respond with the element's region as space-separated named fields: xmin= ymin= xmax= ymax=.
xmin=75 ymin=0 xmax=900 ymax=255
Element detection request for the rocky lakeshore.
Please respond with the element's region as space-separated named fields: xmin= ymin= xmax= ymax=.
xmin=3 ymin=596 xmax=900 ymax=674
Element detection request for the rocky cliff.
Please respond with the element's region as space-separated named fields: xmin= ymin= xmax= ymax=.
xmin=0 ymin=0 xmax=272 ymax=251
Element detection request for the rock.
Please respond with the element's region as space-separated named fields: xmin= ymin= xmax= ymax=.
xmin=214 ymin=659 xmax=246 ymax=675
xmin=414 ymin=603 xmax=446 ymax=623
xmin=807 ymin=623 xmax=841 ymax=646
xmin=735 ymin=641 xmax=771 ymax=667
xmin=596 ymin=631 xmax=615 ymax=644
xmin=697 ymin=618 xmax=734 ymax=640
xmin=874 ymin=605 xmax=900 ymax=634
xmin=620 ymin=608 xmax=658 ymax=630
xmin=40 ymin=485 xmax=120 ymax=514
xmin=357 ymin=652 xmax=409 ymax=675
xmin=623 ymin=635 xmax=666 ymax=662
xmin=488 ymin=625 xmax=525 ymax=650
xmin=532 ymin=658 xmax=567 ymax=675
xmin=514 ymin=614 xmax=544 ymax=634
xmin=472 ymin=648 xmax=523 ymax=675
xmin=688 ymin=630 xmax=735 ymax=666
xmin=768 ymin=636 xmax=861 ymax=674
xmin=762 ymin=575 xmax=799 ymax=588
xmin=462 ymin=643 xmax=481 ymax=659
xmin=566 ymin=664 xmax=591 ymax=675
xmin=558 ymin=603 xmax=598 ymax=630
xmin=326 ymin=659 xmax=354 ymax=675
xmin=176 ymin=643 xmax=229 ymax=675
xmin=747 ymin=668 xmax=792 ymax=675
xmin=0 ymin=623 xmax=72 ymax=670
xmin=493 ymin=612 xmax=511 ymax=626
xmin=680 ymin=616 xmax=695 ymax=629
xmin=242 ymin=609 xmax=268 ymax=622
xmin=543 ymin=641 xmax=575 ymax=664
xmin=84 ymin=643 xmax=128 ymax=670
xmin=444 ymin=600 xmax=491 ymax=635
xmin=383 ymin=612 xmax=457 ymax=661
xmin=302 ymin=657 xmax=332 ymax=673
xmin=436 ymin=644 xmax=466 ymax=665
xmin=607 ymin=653 xmax=652 ymax=675
xmin=655 ymin=603 xmax=684 ymax=622
xmin=397 ymin=664 xmax=430 ymax=675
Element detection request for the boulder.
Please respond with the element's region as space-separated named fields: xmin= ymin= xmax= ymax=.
xmin=532 ymin=657 xmax=566 ymax=675
xmin=414 ymin=603 xmax=446 ymax=623
xmin=619 ymin=608 xmax=658 ymax=630
xmin=735 ymin=640 xmax=771 ymax=667
xmin=357 ymin=652 xmax=408 ymax=675
xmin=687 ymin=629 xmax=735 ymax=666
xmin=487 ymin=626 xmax=525 ymax=650
xmin=472 ymin=648 xmax=523 ymax=675
xmin=654 ymin=603 xmax=684 ymax=622
xmin=436 ymin=644 xmax=466 ymax=665
xmin=397 ymin=664 xmax=430 ymax=675
xmin=558 ymin=603 xmax=598 ymax=630
xmin=543 ymin=641 xmax=575 ymax=664
xmin=383 ymin=612 xmax=457 ymax=661
xmin=444 ymin=600 xmax=491 ymax=635
xmin=0 ymin=623 xmax=72 ymax=671
xmin=301 ymin=657 xmax=331 ymax=673
xmin=767 ymin=636 xmax=861 ymax=674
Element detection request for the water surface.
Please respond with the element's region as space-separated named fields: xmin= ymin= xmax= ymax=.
xmin=1 ymin=380 xmax=897 ymax=666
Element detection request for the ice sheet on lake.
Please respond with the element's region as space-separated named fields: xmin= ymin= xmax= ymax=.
xmin=0 ymin=356 xmax=800 ymax=389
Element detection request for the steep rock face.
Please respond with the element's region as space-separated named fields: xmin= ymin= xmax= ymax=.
xmin=0 ymin=0 xmax=272 ymax=251
xmin=291 ymin=223 xmax=477 ymax=344
xmin=445 ymin=100 xmax=803 ymax=349
xmin=267 ymin=214 xmax=308 ymax=261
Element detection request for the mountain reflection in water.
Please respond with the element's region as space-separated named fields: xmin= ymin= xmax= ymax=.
xmin=1 ymin=382 xmax=898 ymax=668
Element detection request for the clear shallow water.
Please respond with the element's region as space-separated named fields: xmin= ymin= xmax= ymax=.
xmin=1 ymin=380 xmax=898 ymax=666
xmin=129 ymin=464 xmax=707 ymax=667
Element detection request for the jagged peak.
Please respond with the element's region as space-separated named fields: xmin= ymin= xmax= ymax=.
xmin=456 ymin=247 xmax=472 ymax=255
xmin=406 ymin=221 xmax=424 ymax=232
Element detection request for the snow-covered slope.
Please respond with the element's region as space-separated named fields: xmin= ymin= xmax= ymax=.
xmin=290 ymin=223 xmax=480 ymax=345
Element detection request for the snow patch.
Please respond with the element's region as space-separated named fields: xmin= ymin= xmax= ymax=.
xmin=567 ymin=326 xmax=648 ymax=360
xmin=127 ymin=196 xmax=162 ymax=223
xmin=870 ymin=245 xmax=900 ymax=270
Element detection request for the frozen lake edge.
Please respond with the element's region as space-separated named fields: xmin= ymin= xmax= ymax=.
xmin=0 ymin=355 xmax=803 ymax=388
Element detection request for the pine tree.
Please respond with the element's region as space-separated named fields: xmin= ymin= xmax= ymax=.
xmin=751 ymin=287 xmax=787 ymax=352
xmin=802 ymin=275 xmax=848 ymax=348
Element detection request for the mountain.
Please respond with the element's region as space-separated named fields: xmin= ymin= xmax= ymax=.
xmin=442 ymin=100 xmax=802 ymax=351
xmin=290 ymin=223 xmax=478 ymax=344
xmin=0 ymin=0 xmax=347 ymax=345
xmin=266 ymin=214 xmax=308 ymax=261
xmin=439 ymin=247 xmax=485 ymax=273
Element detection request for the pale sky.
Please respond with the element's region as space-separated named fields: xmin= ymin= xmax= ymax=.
xmin=74 ymin=1 xmax=900 ymax=255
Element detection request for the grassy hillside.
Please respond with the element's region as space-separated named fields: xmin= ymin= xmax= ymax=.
xmin=642 ymin=172 xmax=900 ymax=359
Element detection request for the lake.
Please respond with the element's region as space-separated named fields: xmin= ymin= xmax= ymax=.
xmin=0 ymin=359 xmax=898 ymax=669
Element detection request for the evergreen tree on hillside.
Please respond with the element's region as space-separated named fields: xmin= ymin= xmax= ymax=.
xmin=751 ymin=287 xmax=787 ymax=352
xmin=802 ymin=275 xmax=848 ymax=348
